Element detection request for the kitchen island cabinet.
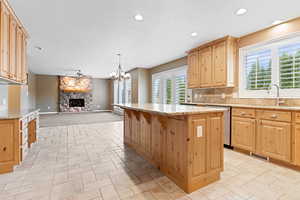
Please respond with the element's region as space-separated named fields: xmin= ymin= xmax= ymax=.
xmin=116 ymin=103 xmax=226 ymax=193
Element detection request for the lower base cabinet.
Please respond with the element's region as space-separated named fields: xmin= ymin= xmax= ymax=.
xmin=0 ymin=120 xmax=19 ymax=174
xmin=232 ymin=117 xmax=256 ymax=152
xmin=123 ymin=110 xmax=224 ymax=193
xmin=257 ymin=120 xmax=291 ymax=162
xmin=294 ymin=125 xmax=300 ymax=166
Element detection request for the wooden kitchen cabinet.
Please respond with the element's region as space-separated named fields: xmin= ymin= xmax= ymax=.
xmin=131 ymin=111 xmax=141 ymax=149
xmin=9 ymin=15 xmax=17 ymax=80
xmin=0 ymin=0 xmax=28 ymax=84
xmin=187 ymin=51 xmax=199 ymax=88
xmin=124 ymin=110 xmax=132 ymax=145
xmin=140 ymin=112 xmax=152 ymax=159
xmin=151 ymin=115 xmax=165 ymax=169
xmin=0 ymin=119 xmax=19 ymax=174
xmin=212 ymin=41 xmax=226 ymax=86
xmin=165 ymin=118 xmax=187 ymax=184
xmin=199 ymin=47 xmax=213 ymax=87
xmin=232 ymin=117 xmax=256 ymax=152
xmin=257 ymin=120 xmax=291 ymax=162
xmin=187 ymin=36 xmax=236 ymax=88
xmin=294 ymin=125 xmax=300 ymax=166
xmin=0 ymin=2 xmax=10 ymax=79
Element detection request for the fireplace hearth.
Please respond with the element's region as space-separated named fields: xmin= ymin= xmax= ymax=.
xmin=69 ymin=99 xmax=85 ymax=107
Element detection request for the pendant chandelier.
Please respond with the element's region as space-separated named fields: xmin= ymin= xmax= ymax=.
xmin=110 ymin=54 xmax=130 ymax=80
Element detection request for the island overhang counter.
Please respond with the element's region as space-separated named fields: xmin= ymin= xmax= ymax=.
xmin=115 ymin=103 xmax=226 ymax=193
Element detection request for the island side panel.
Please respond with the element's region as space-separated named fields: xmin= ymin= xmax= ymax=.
xmin=187 ymin=112 xmax=224 ymax=193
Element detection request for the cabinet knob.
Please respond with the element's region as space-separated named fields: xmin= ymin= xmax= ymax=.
xmin=3 ymin=147 xmax=7 ymax=152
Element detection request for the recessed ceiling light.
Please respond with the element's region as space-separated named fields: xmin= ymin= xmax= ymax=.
xmin=235 ymin=8 xmax=247 ymax=16
xmin=272 ymin=20 xmax=283 ymax=25
xmin=134 ymin=14 xmax=144 ymax=21
xmin=191 ymin=32 xmax=198 ymax=37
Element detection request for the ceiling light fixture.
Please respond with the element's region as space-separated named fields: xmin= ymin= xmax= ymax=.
xmin=134 ymin=14 xmax=144 ymax=21
xmin=191 ymin=32 xmax=198 ymax=37
xmin=272 ymin=20 xmax=283 ymax=25
xmin=235 ymin=8 xmax=247 ymax=16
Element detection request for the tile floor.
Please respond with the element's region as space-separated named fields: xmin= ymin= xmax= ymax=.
xmin=1 ymin=121 xmax=300 ymax=200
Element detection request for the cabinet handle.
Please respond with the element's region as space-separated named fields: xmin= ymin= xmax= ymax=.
xmin=271 ymin=114 xmax=277 ymax=118
xmin=3 ymin=147 xmax=7 ymax=152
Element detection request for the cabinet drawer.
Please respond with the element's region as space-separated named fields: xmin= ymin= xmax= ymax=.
xmin=294 ymin=112 xmax=300 ymax=124
xmin=232 ymin=108 xmax=255 ymax=118
xmin=257 ymin=110 xmax=291 ymax=122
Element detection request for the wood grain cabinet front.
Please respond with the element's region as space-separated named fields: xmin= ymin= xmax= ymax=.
xmin=232 ymin=117 xmax=256 ymax=152
xmin=0 ymin=0 xmax=28 ymax=84
xmin=187 ymin=36 xmax=236 ymax=88
xmin=0 ymin=119 xmax=19 ymax=174
xmin=187 ymin=51 xmax=199 ymax=88
xmin=257 ymin=120 xmax=291 ymax=162
xmin=294 ymin=124 xmax=300 ymax=166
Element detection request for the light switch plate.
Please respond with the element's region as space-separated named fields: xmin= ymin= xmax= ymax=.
xmin=197 ymin=126 xmax=203 ymax=137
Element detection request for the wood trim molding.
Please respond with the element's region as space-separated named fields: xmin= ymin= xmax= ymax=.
xmin=237 ymin=17 xmax=300 ymax=48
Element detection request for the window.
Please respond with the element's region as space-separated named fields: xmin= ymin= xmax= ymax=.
xmin=239 ymin=34 xmax=300 ymax=98
xmin=152 ymin=66 xmax=187 ymax=104
xmin=113 ymin=78 xmax=131 ymax=114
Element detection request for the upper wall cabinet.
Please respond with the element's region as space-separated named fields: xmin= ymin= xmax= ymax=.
xmin=187 ymin=36 xmax=236 ymax=88
xmin=0 ymin=0 xmax=28 ymax=84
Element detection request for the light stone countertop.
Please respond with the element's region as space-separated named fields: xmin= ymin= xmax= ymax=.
xmin=114 ymin=103 xmax=227 ymax=116
xmin=182 ymin=102 xmax=300 ymax=111
xmin=0 ymin=109 xmax=40 ymax=119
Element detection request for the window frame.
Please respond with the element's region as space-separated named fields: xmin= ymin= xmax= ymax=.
xmin=152 ymin=66 xmax=187 ymax=104
xmin=239 ymin=33 xmax=300 ymax=99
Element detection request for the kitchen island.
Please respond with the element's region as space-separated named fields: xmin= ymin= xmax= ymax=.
xmin=115 ymin=104 xmax=226 ymax=193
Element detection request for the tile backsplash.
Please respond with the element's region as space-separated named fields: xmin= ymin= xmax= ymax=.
xmin=192 ymin=87 xmax=300 ymax=106
xmin=0 ymin=85 xmax=8 ymax=111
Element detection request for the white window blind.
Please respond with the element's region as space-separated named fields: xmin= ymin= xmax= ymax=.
xmin=245 ymin=49 xmax=272 ymax=90
xmin=164 ymin=79 xmax=173 ymax=104
xmin=151 ymin=66 xmax=187 ymax=104
xmin=279 ymin=43 xmax=300 ymax=89
xmin=175 ymin=74 xmax=186 ymax=104
xmin=240 ymin=34 xmax=300 ymax=98
xmin=152 ymin=78 xmax=161 ymax=103
xmin=125 ymin=78 xmax=131 ymax=103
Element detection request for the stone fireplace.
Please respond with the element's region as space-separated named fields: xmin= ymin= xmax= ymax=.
xmin=59 ymin=76 xmax=93 ymax=112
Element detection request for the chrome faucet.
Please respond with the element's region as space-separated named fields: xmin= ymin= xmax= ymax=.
xmin=268 ymin=84 xmax=284 ymax=106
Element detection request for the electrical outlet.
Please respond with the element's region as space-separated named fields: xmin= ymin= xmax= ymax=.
xmin=48 ymin=106 xmax=51 ymax=110
xmin=2 ymin=99 xmax=6 ymax=105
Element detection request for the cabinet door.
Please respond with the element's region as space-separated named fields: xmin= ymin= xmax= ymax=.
xmin=28 ymin=119 xmax=37 ymax=148
xmin=16 ymin=26 xmax=23 ymax=82
xmin=232 ymin=117 xmax=256 ymax=152
xmin=21 ymin=35 xmax=27 ymax=84
xmin=212 ymin=41 xmax=227 ymax=86
xmin=9 ymin=16 xmax=17 ymax=80
xmin=208 ymin=114 xmax=223 ymax=171
xmin=131 ymin=111 xmax=140 ymax=149
xmin=294 ymin=125 xmax=300 ymax=166
xmin=0 ymin=3 xmax=10 ymax=78
xmin=165 ymin=118 xmax=186 ymax=182
xmin=151 ymin=116 xmax=165 ymax=169
xmin=140 ymin=112 xmax=152 ymax=158
xmin=199 ymin=47 xmax=212 ymax=87
xmin=190 ymin=118 xmax=207 ymax=177
xmin=0 ymin=120 xmax=15 ymax=163
xmin=124 ymin=110 xmax=132 ymax=145
xmin=258 ymin=120 xmax=291 ymax=162
xmin=187 ymin=51 xmax=199 ymax=88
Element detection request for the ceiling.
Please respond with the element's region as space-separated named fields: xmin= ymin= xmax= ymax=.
xmin=9 ymin=0 xmax=300 ymax=78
